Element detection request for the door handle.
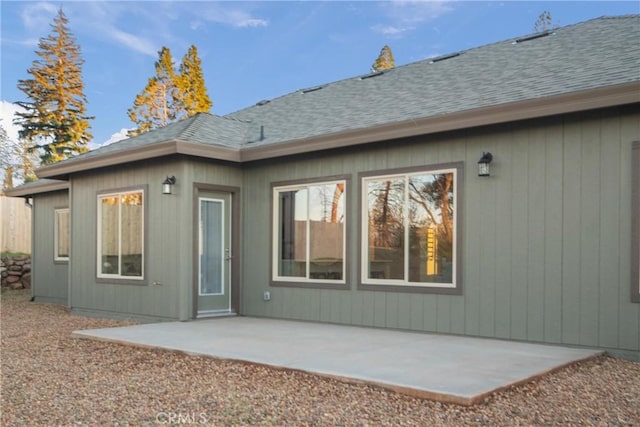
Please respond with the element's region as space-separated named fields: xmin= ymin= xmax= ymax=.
xmin=225 ymin=248 xmax=233 ymax=261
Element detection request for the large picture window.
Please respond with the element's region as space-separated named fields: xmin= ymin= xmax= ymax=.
xmin=54 ymin=208 xmax=69 ymax=261
xmin=97 ymin=189 xmax=144 ymax=280
xmin=361 ymin=164 xmax=461 ymax=292
xmin=272 ymin=179 xmax=346 ymax=284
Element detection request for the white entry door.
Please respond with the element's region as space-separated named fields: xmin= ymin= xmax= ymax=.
xmin=197 ymin=192 xmax=232 ymax=316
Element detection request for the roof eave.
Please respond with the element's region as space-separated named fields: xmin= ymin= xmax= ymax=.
xmin=34 ymin=81 xmax=640 ymax=177
xmin=175 ymin=140 xmax=242 ymax=163
xmin=4 ymin=180 xmax=69 ymax=197
xmin=241 ymin=81 xmax=640 ymax=162
xmin=36 ymin=140 xmax=241 ymax=179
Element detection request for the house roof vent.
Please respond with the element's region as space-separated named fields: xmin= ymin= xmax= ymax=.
xmin=513 ymin=30 xmax=552 ymax=44
xmin=429 ymin=52 xmax=462 ymax=64
xmin=301 ymin=85 xmax=325 ymax=94
xmin=256 ymin=99 xmax=270 ymax=106
xmin=359 ymin=70 xmax=384 ymax=80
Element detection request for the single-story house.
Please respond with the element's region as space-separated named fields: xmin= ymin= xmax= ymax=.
xmin=8 ymin=15 xmax=640 ymax=359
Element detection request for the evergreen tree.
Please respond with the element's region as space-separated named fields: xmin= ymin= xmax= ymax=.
xmin=0 ymin=121 xmax=37 ymax=193
xmin=129 ymin=45 xmax=213 ymax=135
xmin=18 ymin=138 xmax=38 ymax=184
xmin=534 ymin=11 xmax=556 ymax=32
xmin=15 ymin=8 xmax=92 ymax=165
xmin=0 ymin=123 xmax=13 ymax=194
xmin=177 ymin=45 xmax=212 ymax=118
xmin=128 ymin=47 xmax=179 ymax=136
xmin=2 ymin=167 xmax=14 ymax=195
xmin=371 ymin=45 xmax=396 ymax=72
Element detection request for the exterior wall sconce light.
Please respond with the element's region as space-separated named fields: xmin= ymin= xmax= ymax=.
xmin=162 ymin=176 xmax=176 ymax=195
xmin=478 ymin=152 xmax=493 ymax=177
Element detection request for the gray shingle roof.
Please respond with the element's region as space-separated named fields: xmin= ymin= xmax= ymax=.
xmin=77 ymin=113 xmax=249 ymax=160
xmin=4 ymin=178 xmax=68 ymax=197
xmin=41 ymin=14 xmax=640 ymax=167
xmin=227 ymin=15 xmax=639 ymax=146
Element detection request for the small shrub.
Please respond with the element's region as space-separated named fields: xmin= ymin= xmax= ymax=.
xmin=1 ymin=251 xmax=30 ymax=258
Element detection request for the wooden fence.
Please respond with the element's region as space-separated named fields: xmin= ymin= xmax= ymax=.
xmin=0 ymin=196 xmax=31 ymax=254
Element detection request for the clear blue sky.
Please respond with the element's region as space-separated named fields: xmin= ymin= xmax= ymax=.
xmin=1 ymin=1 xmax=638 ymax=147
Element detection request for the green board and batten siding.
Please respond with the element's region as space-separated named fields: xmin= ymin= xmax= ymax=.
xmin=11 ymin=15 xmax=637 ymax=359
xmin=68 ymin=157 xmax=242 ymax=321
xmin=32 ymin=190 xmax=69 ymax=304
xmin=241 ymin=106 xmax=640 ymax=355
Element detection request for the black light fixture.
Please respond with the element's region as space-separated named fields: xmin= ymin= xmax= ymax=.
xmin=478 ymin=152 xmax=493 ymax=177
xmin=162 ymin=176 xmax=176 ymax=195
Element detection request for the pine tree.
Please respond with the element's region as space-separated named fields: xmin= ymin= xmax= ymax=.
xmin=129 ymin=45 xmax=213 ymax=135
xmin=128 ymin=47 xmax=179 ymax=136
xmin=0 ymin=121 xmax=37 ymax=193
xmin=534 ymin=11 xmax=555 ymax=33
xmin=371 ymin=45 xmax=396 ymax=72
xmin=1 ymin=167 xmax=14 ymax=195
xmin=0 ymin=123 xmax=13 ymax=194
xmin=18 ymin=138 xmax=38 ymax=183
xmin=177 ymin=45 xmax=212 ymax=118
xmin=15 ymin=8 xmax=92 ymax=165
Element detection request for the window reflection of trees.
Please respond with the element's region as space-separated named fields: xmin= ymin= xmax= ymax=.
xmin=410 ymin=174 xmax=453 ymax=257
xmin=366 ymin=172 xmax=454 ymax=284
xmin=100 ymin=193 xmax=142 ymax=206
xmin=368 ymin=179 xmax=404 ymax=250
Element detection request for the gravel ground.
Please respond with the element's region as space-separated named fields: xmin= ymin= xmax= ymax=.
xmin=2 ymin=289 xmax=639 ymax=426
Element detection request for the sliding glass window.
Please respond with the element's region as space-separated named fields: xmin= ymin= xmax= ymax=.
xmin=273 ymin=180 xmax=346 ymax=284
xmin=97 ymin=190 xmax=144 ymax=280
xmin=362 ymin=164 xmax=461 ymax=291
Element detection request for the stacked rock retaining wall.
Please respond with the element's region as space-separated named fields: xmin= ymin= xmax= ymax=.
xmin=1 ymin=256 xmax=31 ymax=289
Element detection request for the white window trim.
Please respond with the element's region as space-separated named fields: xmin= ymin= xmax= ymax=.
xmin=361 ymin=167 xmax=458 ymax=289
xmin=198 ymin=197 xmax=226 ymax=296
xmin=96 ymin=189 xmax=145 ymax=280
xmin=272 ymin=179 xmax=347 ymax=284
xmin=54 ymin=208 xmax=70 ymax=262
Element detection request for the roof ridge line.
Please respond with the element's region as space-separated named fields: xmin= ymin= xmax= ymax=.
xmin=179 ymin=113 xmax=207 ymax=139
xmin=215 ymin=114 xmax=253 ymax=124
xmin=227 ymin=15 xmax=639 ymax=120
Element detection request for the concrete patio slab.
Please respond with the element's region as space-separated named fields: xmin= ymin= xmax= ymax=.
xmin=73 ymin=317 xmax=601 ymax=405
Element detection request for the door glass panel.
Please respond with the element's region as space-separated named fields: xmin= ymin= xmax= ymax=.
xmin=200 ymin=199 xmax=224 ymax=295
